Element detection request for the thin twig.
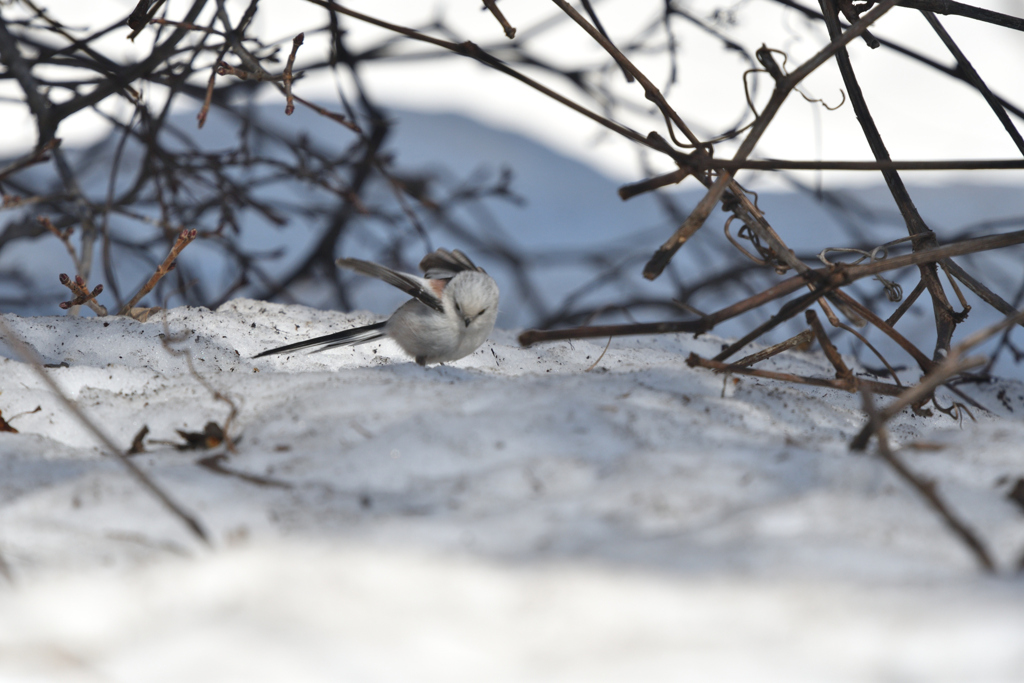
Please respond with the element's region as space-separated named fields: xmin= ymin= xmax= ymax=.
xmin=641 ymin=0 xmax=899 ymax=279
xmin=118 ymin=228 xmax=197 ymax=316
xmin=0 ymin=138 xmax=60 ymax=182
xmin=618 ymin=168 xmax=690 ymax=201
xmin=850 ymin=308 xmax=1024 ymax=450
xmin=713 ymin=283 xmax=842 ymax=362
xmin=290 ymin=94 xmax=361 ymax=131
xmin=819 ymin=0 xmax=959 ymax=359
xmin=732 ymin=330 xmax=814 ymax=368
xmin=943 ymin=258 xmax=1024 ymax=321
xmin=859 ymin=388 xmax=995 ymax=573
xmin=830 ymin=290 xmax=934 ymax=372
xmin=283 ymin=33 xmax=304 ymax=115
xmin=920 ymin=11 xmax=1024 ymax=155
xmin=579 ymin=0 xmax=633 ymax=81
xmin=149 ymin=17 xmax=223 ymax=35
xmin=700 ymin=158 xmax=1024 ymax=172
xmin=216 ymin=61 xmax=287 ymax=82
xmin=198 ymin=45 xmax=230 ymax=128
xmin=0 ymin=315 xmax=209 ymax=544
xmin=482 ymin=0 xmax=516 ymax=39
xmin=768 ymin=0 xmax=1024 ymax=120
xmin=58 ymin=273 xmax=107 ymax=315
xmin=834 ymin=319 xmax=905 ymax=387
xmin=897 ymin=0 xmax=1024 ymax=32
xmin=584 ymin=337 xmax=613 ymax=372
xmin=982 ymin=279 xmax=1024 ymax=375
xmin=687 ymin=353 xmax=904 ymax=395
xmin=311 ymin=0 xmax=650 ymax=146
xmin=520 ymin=228 xmax=1024 ymax=348
xmin=39 ymin=215 xmax=82 ymax=276
xmin=837 ymin=0 xmax=880 ymax=47
xmin=886 ymin=279 xmax=927 ymax=327
xmin=158 ymin=312 xmax=239 ymax=454
xmin=806 ymin=309 xmax=852 ymax=379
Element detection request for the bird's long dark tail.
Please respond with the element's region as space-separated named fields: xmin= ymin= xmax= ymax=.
xmin=253 ymin=321 xmax=387 ymax=358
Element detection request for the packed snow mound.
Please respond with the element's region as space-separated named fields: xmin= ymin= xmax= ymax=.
xmin=2 ymin=300 xmax=1024 ymax=680
xmin=2 ymin=298 xmax=1024 ymax=574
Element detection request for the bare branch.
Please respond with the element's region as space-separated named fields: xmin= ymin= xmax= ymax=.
xmin=732 ymin=330 xmax=814 ymax=368
xmin=851 ymin=307 xmax=1024 ymax=450
xmin=0 ymin=315 xmax=210 ymax=544
xmin=858 ymin=388 xmax=996 ymax=573
xmin=0 ymin=139 xmax=60 ymax=182
xmin=687 ymin=352 xmax=904 ymax=396
xmin=641 ymin=0 xmax=899 ymax=279
xmin=58 ymin=273 xmax=107 ymax=315
xmin=521 ymin=230 xmax=1024 ymax=348
xmin=482 ymin=0 xmax=516 ymax=39
xmin=118 ymin=229 xmax=197 ymax=316
xmin=284 ymin=33 xmax=304 ymax=115
xmin=897 ymin=0 xmax=1024 ymax=32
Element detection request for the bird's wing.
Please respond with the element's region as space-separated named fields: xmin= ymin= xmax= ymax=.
xmin=336 ymin=258 xmax=445 ymax=313
xmin=418 ymin=248 xmax=484 ymax=280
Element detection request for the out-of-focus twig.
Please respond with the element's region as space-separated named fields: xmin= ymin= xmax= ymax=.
xmin=0 ymin=315 xmax=210 ymax=544
xmin=618 ymin=168 xmax=691 ymax=200
xmin=157 ymin=311 xmax=239 ymax=454
xmin=196 ymin=454 xmax=290 ymax=488
xmin=215 ymin=61 xmax=286 ymax=82
xmin=127 ymin=0 xmax=165 ymax=37
xmin=859 ymin=388 xmax=995 ymax=573
xmin=0 ymin=546 xmax=12 ymax=584
xmin=149 ymin=17 xmax=223 ymax=34
xmin=39 ymin=215 xmax=81 ymax=274
xmin=0 ymin=138 xmax=59 ymax=182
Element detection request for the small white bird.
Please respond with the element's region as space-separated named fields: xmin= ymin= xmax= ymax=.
xmin=255 ymin=249 xmax=499 ymax=366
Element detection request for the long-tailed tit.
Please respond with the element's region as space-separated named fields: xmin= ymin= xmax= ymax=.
xmin=255 ymin=249 xmax=499 ymax=366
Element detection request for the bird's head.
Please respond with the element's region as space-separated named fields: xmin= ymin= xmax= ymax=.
xmin=447 ymin=271 xmax=499 ymax=328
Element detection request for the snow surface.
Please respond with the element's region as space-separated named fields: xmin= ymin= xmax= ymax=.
xmin=2 ymin=300 xmax=1024 ymax=680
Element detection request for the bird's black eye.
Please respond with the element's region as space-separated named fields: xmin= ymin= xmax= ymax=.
xmin=455 ymin=302 xmax=462 ymax=313
xmin=478 ymin=308 xmax=487 ymax=316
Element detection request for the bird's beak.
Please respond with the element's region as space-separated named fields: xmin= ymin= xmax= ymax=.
xmin=463 ymin=316 xmax=472 ymax=327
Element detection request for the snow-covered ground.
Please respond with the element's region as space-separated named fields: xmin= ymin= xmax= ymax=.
xmin=1 ymin=300 xmax=1023 ymax=680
